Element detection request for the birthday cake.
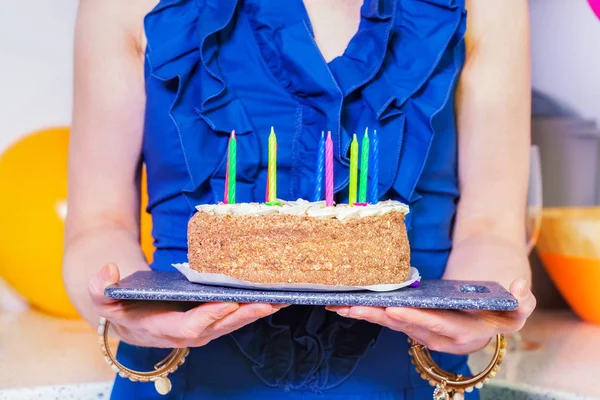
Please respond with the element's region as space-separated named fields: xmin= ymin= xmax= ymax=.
xmin=187 ymin=200 xmax=411 ymax=286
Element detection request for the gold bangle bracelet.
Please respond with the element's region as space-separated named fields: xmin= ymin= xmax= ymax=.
xmin=408 ymin=334 xmax=507 ymax=400
xmin=98 ymin=317 xmax=190 ymax=395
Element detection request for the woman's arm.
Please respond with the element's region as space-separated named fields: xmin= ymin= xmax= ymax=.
xmin=327 ymin=0 xmax=536 ymax=354
xmin=64 ymin=0 xmax=150 ymax=325
xmin=443 ymin=0 xmax=532 ymax=288
xmin=64 ymin=0 xmax=284 ymax=347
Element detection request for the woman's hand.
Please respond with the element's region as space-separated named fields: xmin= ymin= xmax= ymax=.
xmin=326 ymin=240 xmax=536 ymax=355
xmin=326 ymin=278 xmax=534 ymax=354
xmin=90 ymin=263 xmax=286 ymax=348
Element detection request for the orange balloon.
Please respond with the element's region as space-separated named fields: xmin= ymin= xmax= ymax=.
xmin=0 ymin=127 xmax=155 ymax=318
xmin=0 ymin=127 xmax=78 ymax=318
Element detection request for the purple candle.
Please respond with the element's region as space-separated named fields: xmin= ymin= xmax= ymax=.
xmin=325 ymin=131 xmax=334 ymax=207
xmin=370 ymin=130 xmax=379 ymax=204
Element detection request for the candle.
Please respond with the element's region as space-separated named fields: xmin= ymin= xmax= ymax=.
xmin=265 ymin=178 xmax=269 ymax=203
xmin=349 ymin=133 xmax=359 ymax=206
xmin=359 ymin=128 xmax=370 ymax=203
xmin=313 ymin=131 xmax=325 ymax=202
xmin=268 ymin=126 xmax=277 ymax=203
xmin=325 ymin=131 xmax=334 ymax=207
xmin=224 ymin=157 xmax=229 ymax=204
xmin=227 ymin=130 xmax=236 ymax=204
xmin=370 ymin=129 xmax=379 ymax=204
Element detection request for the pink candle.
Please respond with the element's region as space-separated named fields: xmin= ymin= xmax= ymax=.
xmin=325 ymin=131 xmax=334 ymax=207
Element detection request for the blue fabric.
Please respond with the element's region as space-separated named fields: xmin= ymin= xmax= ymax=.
xmin=112 ymin=0 xmax=477 ymax=398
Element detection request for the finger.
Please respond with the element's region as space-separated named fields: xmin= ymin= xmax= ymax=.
xmin=347 ymin=307 xmax=492 ymax=354
xmin=88 ymin=263 xmax=121 ymax=310
xmin=335 ymin=305 xmax=492 ymax=344
xmin=201 ymin=303 xmax=281 ymax=339
xmin=384 ymin=307 xmax=498 ymax=343
xmin=98 ymin=301 xmax=235 ymax=347
xmin=116 ymin=302 xmax=239 ymax=343
xmin=475 ymin=279 xmax=536 ymax=333
xmin=337 ymin=307 xmax=466 ymax=353
xmin=325 ymin=306 xmax=348 ymax=313
xmin=175 ymin=302 xmax=242 ymax=340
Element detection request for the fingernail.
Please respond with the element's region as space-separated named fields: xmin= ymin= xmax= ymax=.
xmin=515 ymin=279 xmax=528 ymax=298
xmin=102 ymin=264 xmax=113 ymax=282
xmin=337 ymin=309 xmax=349 ymax=317
xmin=216 ymin=302 xmax=239 ymax=316
xmin=271 ymin=304 xmax=290 ymax=310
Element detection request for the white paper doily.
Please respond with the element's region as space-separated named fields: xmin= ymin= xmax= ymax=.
xmin=172 ymin=263 xmax=421 ymax=292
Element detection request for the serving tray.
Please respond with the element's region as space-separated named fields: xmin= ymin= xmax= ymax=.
xmin=105 ymin=271 xmax=518 ymax=311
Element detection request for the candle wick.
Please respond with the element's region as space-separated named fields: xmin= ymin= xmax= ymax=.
xmin=231 ymin=130 xmax=236 ymax=140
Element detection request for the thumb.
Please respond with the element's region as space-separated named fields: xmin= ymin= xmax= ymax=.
xmin=88 ymin=262 xmax=121 ymax=307
xmin=509 ymin=277 xmax=536 ymax=318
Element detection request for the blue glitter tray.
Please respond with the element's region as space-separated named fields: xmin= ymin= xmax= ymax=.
xmin=105 ymin=271 xmax=518 ymax=311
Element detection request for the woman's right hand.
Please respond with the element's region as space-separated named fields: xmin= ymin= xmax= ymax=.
xmin=89 ymin=263 xmax=286 ymax=348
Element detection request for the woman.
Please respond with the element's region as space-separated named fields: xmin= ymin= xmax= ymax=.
xmin=64 ymin=0 xmax=535 ymax=398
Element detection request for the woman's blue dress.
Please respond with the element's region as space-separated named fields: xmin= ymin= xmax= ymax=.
xmin=112 ymin=0 xmax=476 ymax=398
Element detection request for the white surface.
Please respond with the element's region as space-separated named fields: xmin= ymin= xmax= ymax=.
xmin=0 ymin=382 xmax=112 ymax=400
xmin=173 ymin=263 xmax=421 ymax=292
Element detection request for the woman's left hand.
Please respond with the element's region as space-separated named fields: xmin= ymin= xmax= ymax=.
xmin=326 ymin=240 xmax=537 ymax=355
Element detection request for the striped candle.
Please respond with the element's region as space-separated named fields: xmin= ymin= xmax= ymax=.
xmin=370 ymin=130 xmax=379 ymax=204
xmin=359 ymin=128 xmax=369 ymax=203
xmin=227 ymin=130 xmax=236 ymax=204
xmin=349 ymin=133 xmax=359 ymax=206
xmin=325 ymin=131 xmax=334 ymax=207
xmin=313 ymin=131 xmax=325 ymax=202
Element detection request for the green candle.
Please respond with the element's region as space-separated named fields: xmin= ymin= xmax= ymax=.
xmin=227 ymin=131 xmax=236 ymax=204
xmin=268 ymin=126 xmax=277 ymax=202
xmin=359 ymin=129 xmax=369 ymax=203
xmin=349 ymin=134 xmax=359 ymax=206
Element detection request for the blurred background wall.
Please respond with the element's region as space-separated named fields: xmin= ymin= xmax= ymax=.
xmin=0 ymin=1 xmax=77 ymax=152
xmin=530 ymin=0 xmax=600 ymax=124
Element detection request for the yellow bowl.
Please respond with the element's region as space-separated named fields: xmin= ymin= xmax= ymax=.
xmin=537 ymin=207 xmax=600 ymax=324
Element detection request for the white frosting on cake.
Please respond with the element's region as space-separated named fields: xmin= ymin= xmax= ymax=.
xmin=195 ymin=199 xmax=409 ymax=220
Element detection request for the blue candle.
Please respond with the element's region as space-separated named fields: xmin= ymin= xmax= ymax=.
xmin=313 ymin=131 xmax=325 ymax=201
xmin=370 ymin=129 xmax=379 ymax=204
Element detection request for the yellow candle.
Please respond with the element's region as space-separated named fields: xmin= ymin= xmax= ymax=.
xmin=349 ymin=134 xmax=359 ymax=206
xmin=268 ymin=126 xmax=277 ymax=202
